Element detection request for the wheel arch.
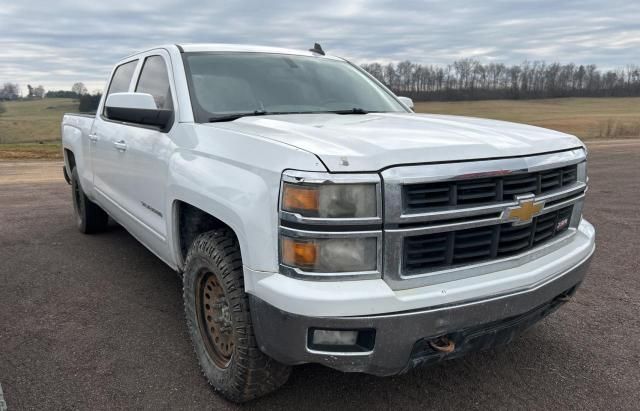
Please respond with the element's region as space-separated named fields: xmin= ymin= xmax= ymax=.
xmin=64 ymin=148 xmax=76 ymax=172
xmin=172 ymin=200 xmax=244 ymax=270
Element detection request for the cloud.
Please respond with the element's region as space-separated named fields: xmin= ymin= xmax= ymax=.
xmin=0 ymin=0 xmax=638 ymax=92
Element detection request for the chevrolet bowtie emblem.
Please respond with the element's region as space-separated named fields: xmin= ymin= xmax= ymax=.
xmin=505 ymin=195 xmax=545 ymax=225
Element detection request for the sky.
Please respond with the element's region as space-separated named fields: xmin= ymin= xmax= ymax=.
xmin=1 ymin=0 xmax=638 ymax=93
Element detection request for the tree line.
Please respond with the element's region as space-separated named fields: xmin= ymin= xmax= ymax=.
xmin=3 ymin=60 xmax=640 ymax=110
xmin=0 ymin=81 xmax=91 ymax=100
xmin=0 ymin=81 xmax=101 ymax=113
xmin=361 ymin=60 xmax=640 ymax=101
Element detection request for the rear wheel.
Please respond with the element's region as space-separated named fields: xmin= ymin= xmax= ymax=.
xmin=183 ymin=229 xmax=291 ymax=402
xmin=70 ymin=167 xmax=108 ymax=234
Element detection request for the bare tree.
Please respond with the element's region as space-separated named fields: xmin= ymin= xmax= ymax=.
xmin=71 ymin=82 xmax=88 ymax=96
xmin=360 ymin=59 xmax=640 ymax=101
xmin=0 ymin=83 xmax=20 ymax=100
xmin=33 ymin=85 xmax=45 ymax=98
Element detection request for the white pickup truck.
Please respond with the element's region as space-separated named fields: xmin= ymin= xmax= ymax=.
xmin=62 ymin=43 xmax=595 ymax=402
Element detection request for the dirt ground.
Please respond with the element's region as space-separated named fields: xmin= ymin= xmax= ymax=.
xmin=0 ymin=140 xmax=639 ymax=410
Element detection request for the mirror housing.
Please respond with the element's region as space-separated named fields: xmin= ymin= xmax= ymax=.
xmin=398 ymin=96 xmax=414 ymax=110
xmin=105 ymin=92 xmax=173 ymax=129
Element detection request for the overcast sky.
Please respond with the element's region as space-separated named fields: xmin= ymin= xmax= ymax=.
xmin=1 ymin=0 xmax=638 ymax=92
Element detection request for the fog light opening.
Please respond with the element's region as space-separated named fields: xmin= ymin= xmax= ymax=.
xmin=308 ymin=328 xmax=375 ymax=353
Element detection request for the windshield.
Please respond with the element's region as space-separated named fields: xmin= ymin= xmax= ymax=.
xmin=183 ymin=52 xmax=407 ymax=122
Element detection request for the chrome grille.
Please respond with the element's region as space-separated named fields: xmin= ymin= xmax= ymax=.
xmin=403 ymin=206 xmax=574 ymax=273
xmin=382 ymin=148 xmax=588 ymax=290
xmin=404 ymin=164 xmax=578 ymax=211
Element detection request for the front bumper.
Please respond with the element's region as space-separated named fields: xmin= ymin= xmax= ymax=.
xmin=251 ymin=250 xmax=593 ymax=376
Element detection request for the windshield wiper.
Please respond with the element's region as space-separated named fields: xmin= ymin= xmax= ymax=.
xmin=325 ymin=108 xmax=374 ymax=115
xmin=208 ymin=110 xmax=268 ymax=122
xmin=208 ymin=108 xmax=378 ymax=122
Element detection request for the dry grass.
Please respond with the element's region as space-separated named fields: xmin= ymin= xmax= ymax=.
xmin=414 ymin=97 xmax=640 ymax=140
xmin=1 ymin=97 xmax=639 ymax=160
xmin=0 ymin=98 xmax=74 ymax=160
xmin=0 ymin=142 xmax=62 ymax=160
xmin=0 ymin=98 xmax=77 ymax=144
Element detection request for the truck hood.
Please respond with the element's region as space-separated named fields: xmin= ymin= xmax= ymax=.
xmin=205 ymin=113 xmax=584 ymax=172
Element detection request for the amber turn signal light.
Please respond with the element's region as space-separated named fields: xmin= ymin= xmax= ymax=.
xmin=282 ymin=184 xmax=319 ymax=213
xmin=281 ymin=237 xmax=318 ymax=268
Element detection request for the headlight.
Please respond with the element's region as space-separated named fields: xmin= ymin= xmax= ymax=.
xmin=280 ymin=235 xmax=378 ymax=273
xmin=279 ymin=171 xmax=382 ymax=279
xmin=282 ymin=182 xmax=377 ymax=218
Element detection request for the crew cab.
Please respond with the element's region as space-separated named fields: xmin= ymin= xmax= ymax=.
xmin=61 ymin=43 xmax=595 ymax=402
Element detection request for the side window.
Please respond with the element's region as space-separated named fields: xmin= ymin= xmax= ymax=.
xmin=136 ymin=56 xmax=173 ymax=110
xmin=106 ymin=60 xmax=138 ymax=97
xmin=103 ymin=60 xmax=138 ymax=116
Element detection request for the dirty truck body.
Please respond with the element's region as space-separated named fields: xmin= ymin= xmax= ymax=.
xmin=61 ymin=44 xmax=595 ymax=402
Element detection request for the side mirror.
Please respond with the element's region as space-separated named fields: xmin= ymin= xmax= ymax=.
xmin=105 ymin=92 xmax=172 ymax=129
xmin=398 ymin=96 xmax=414 ymax=110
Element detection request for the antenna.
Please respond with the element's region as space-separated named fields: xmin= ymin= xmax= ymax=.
xmin=309 ymin=43 xmax=325 ymax=56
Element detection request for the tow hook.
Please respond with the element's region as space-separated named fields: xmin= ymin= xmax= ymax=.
xmin=428 ymin=336 xmax=456 ymax=354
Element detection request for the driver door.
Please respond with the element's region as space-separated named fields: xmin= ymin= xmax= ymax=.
xmin=110 ymin=52 xmax=176 ymax=261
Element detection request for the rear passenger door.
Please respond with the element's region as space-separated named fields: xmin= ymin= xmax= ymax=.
xmin=116 ymin=52 xmax=176 ymax=259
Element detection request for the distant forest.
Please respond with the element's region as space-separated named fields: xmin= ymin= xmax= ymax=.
xmin=361 ymin=60 xmax=640 ymax=101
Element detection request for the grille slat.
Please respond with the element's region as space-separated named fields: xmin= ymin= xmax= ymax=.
xmin=533 ymin=231 xmax=553 ymax=243
xmin=407 ymin=195 xmax=450 ymax=204
xmin=406 ymin=246 xmax=447 ymax=255
xmin=406 ymin=256 xmax=447 ymax=265
xmin=404 ymin=164 xmax=579 ymax=211
xmin=403 ymin=206 xmax=573 ymax=274
xmin=454 ymin=238 xmax=493 ymax=248
xmin=535 ymin=220 xmax=555 ymax=232
xmin=453 ymin=249 xmax=492 ymax=260
xmin=409 ymin=186 xmax=450 ymax=195
xmin=458 ymin=181 xmax=497 ymax=190
xmin=499 ymin=229 xmax=532 ymax=242
xmin=497 ymin=239 xmax=531 ymax=254
xmin=504 ymin=175 xmax=537 ymax=185
xmin=457 ymin=191 xmax=497 ymax=201
xmin=455 ymin=230 xmax=493 ymax=240
xmin=502 ymin=184 xmax=539 ymax=196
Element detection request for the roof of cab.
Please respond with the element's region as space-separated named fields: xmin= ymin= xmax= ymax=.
xmin=122 ymin=43 xmax=342 ymax=61
xmin=177 ymin=43 xmax=336 ymax=57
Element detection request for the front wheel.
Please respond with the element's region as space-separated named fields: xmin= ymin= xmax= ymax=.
xmin=183 ymin=229 xmax=291 ymax=403
xmin=70 ymin=167 xmax=108 ymax=234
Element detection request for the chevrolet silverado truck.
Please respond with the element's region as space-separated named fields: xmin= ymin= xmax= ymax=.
xmin=61 ymin=43 xmax=595 ymax=402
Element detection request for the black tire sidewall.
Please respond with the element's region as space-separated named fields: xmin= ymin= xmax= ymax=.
xmin=183 ymin=253 xmax=240 ymax=389
xmin=182 ymin=230 xmax=291 ymax=402
xmin=184 ymin=248 xmax=253 ymax=398
xmin=70 ymin=167 xmax=87 ymax=232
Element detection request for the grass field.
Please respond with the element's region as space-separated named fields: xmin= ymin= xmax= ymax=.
xmin=415 ymin=97 xmax=640 ymax=139
xmin=0 ymin=96 xmax=639 ymax=160
xmin=0 ymin=98 xmax=77 ymax=160
xmin=0 ymin=98 xmax=77 ymax=144
xmin=0 ymin=142 xmax=63 ymax=160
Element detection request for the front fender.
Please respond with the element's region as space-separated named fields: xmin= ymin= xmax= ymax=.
xmin=167 ymin=125 xmax=326 ymax=274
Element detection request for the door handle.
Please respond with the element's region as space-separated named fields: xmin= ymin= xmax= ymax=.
xmin=88 ymin=133 xmax=99 ymax=142
xmin=113 ymin=140 xmax=127 ymax=151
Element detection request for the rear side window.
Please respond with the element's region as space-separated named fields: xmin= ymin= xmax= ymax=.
xmin=136 ymin=56 xmax=173 ymax=110
xmin=106 ymin=60 xmax=138 ymax=96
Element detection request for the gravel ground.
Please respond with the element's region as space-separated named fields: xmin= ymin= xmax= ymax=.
xmin=1 ymin=140 xmax=639 ymax=410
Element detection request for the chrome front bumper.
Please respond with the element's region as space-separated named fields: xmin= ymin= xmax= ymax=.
xmin=251 ymin=250 xmax=593 ymax=376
